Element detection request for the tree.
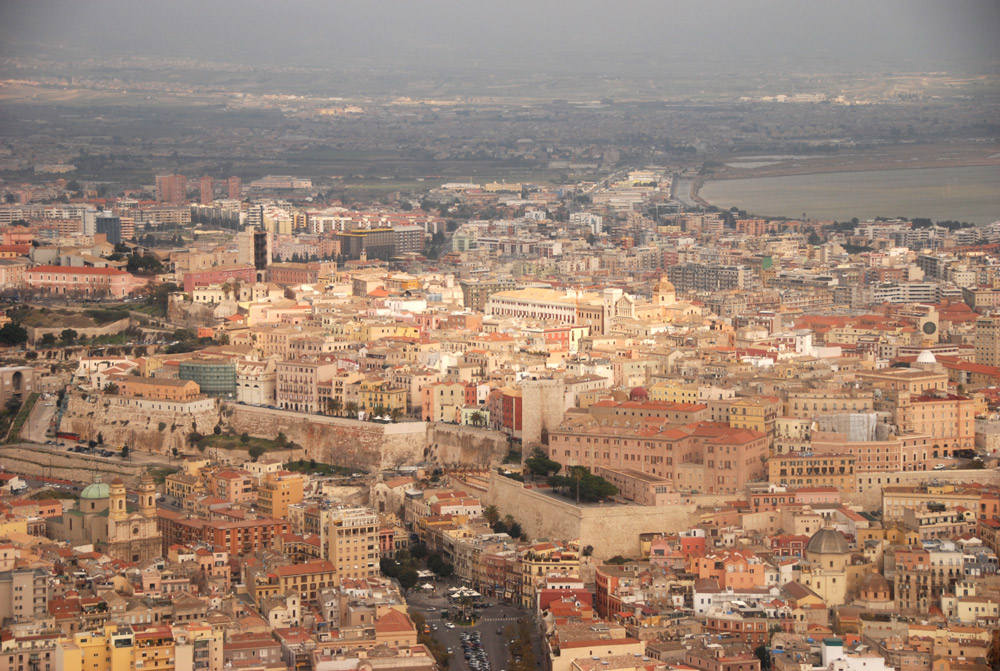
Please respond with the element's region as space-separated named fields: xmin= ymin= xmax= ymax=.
xmin=389 ymin=407 xmax=403 ymax=423
xmin=524 ymin=447 xmax=561 ymax=479
xmin=807 ymin=230 xmax=823 ymax=246
xmin=426 ymin=552 xmax=454 ymax=578
xmin=409 ymin=542 xmax=428 ymax=560
xmin=547 ymin=466 xmax=618 ymax=503
xmin=483 ymin=504 xmax=501 ymax=528
xmin=60 ymin=329 xmax=79 ymax=344
xmin=248 ymin=444 xmax=266 ymax=462
xmin=397 ymin=566 xmax=419 ymax=591
xmin=0 ymin=323 xmax=27 ymax=346
xmin=147 ymin=282 xmax=180 ymax=315
xmin=103 ymin=382 xmax=119 ymax=395
xmin=344 ymin=401 xmax=359 ymax=418
xmin=126 ymin=254 xmax=164 ymax=275
xmin=97 ymin=432 xmax=104 ymax=445
xmin=326 ymin=397 xmax=342 ymax=417
xmin=470 ymin=410 xmax=486 ymax=427
xmin=755 ymin=645 xmax=771 ymax=671
xmin=239 ymin=432 xmax=250 ymax=443
xmin=509 ymin=522 xmax=523 ymax=539
xmin=121 ymin=445 xmax=130 ymax=459
xmin=40 ymin=333 xmax=56 ymax=347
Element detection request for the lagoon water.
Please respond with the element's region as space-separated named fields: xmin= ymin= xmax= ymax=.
xmin=699 ymin=166 xmax=1000 ymax=225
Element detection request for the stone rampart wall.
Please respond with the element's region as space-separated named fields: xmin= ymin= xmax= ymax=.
xmin=225 ymin=405 xmax=427 ymax=471
xmin=0 ymin=446 xmax=148 ymax=485
xmin=484 ymin=472 xmax=709 ymax=561
xmin=60 ymin=394 xmax=220 ymax=454
xmin=27 ymin=318 xmax=131 ymax=345
xmin=427 ymin=424 xmax=510 ymax=467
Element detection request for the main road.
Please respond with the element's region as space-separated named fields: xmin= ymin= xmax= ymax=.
xmin=405 ymin=581 xmax=541 ymax=671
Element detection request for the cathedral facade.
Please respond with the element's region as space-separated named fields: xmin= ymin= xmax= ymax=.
xmin=46 ymin=473 xmax=162 ymax=562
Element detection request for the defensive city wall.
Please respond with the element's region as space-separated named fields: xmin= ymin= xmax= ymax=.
xmin=60 ymin=395 xmax=512 ymax=471
xmin=0 ymin=446 xmax=147 ymax=485
xmin=483 ymin=471 xmax=732 ymax=561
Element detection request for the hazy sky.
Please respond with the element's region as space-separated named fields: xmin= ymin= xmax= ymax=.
xmin=2 ymin=0 xmax=998 ymax=75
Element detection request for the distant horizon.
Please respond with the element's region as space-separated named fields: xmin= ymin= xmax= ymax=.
xmin=2 ymin=0 xmax=999 ymax=86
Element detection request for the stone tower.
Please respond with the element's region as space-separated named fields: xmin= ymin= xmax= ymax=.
xmin=139 ymin=472 xmax=156 ymax=518
xmin=109 ymin=477 xmax=127 ymax=522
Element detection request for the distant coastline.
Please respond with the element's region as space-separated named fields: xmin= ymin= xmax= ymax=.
xmin=696 ymin=164 xmax=1000 ymax=225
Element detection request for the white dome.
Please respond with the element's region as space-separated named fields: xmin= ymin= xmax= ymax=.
xmin=916 ymin=350 xmax=937 ymax=365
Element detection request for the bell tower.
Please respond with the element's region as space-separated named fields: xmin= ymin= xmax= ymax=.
xmin=139 ymin=472 xmax=157 ymax=518
xmin=109 ymin=477 xmax=127 ymax=521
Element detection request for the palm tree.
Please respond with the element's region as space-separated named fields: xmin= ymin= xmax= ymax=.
xmin=470 ymin=410 xmax=485 ymax=428
xmin=503 ymin=514 xmax=515 ymax=530
xmin=326 ymin=397 xmax=342 ymax=417
xmin=389 ymin=407 xmax=403 ymax=423
xmin=344 ymin=401 xmax=359 ymax=419
xmin=483 ymin=505 xmax=500 ymax=528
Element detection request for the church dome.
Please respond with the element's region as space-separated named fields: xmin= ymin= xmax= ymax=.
xmin=656 ymin=278 xmax=675 ymax=293
xmin=916 ymin=350 xmax=937 ymax=365
xmin=860 ymin=572 xmax=890 ymax=594
xmin=806 ymin=528 xmax=849 ymax=555
xmin=80 ymin=482 xmax=110 ymax=500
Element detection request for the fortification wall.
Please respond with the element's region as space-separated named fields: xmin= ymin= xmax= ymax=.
xmin=167 ymin=297 xmax=219 ymax=330
xmin=484 ymin=472 xmax=706 ymax=561
xmin=61 ymin=395 xmax=521 ymax=472
xmin=60 ymin=394 xmax=221 ymax=455
xmin=426 ymin=424 xmax=510 ymax=467
xmin=225 ymin=405 xmax=427 ymax=471
xmin=27 ymin=318 xmax=131 ymax=345
xmin=0 ymin=446 xmax=148 ymax=485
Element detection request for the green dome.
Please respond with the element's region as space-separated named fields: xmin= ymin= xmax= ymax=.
xmin=80 ymin=482 xmax=110 ymax=499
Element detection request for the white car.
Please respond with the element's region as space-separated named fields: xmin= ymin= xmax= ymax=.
xmin=445 ymin=622 xmax=456 ymax=629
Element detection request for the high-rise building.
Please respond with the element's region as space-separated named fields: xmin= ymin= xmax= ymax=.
xmin=155 ymin=174 xmax=187 ymax=204
xmin=96 ymin=211 xmax=122 ymax=245
xmin=975 ymin=317 xmax=1000 ymax=367
xmin=82 ymin=208 xmax=98 ymax=236
xmin=227 ymin=176 xmax=242 ymax=200
xmin=199 ymin=176 xmax=214 ymax=205
xmin=327 ymin=507 xmax=379 ymax=580
xmin=119 ymin=215 xmax=135 ymax=242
